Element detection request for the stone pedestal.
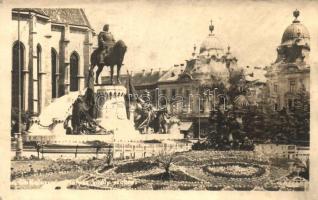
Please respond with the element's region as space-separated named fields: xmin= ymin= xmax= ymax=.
xmin=94 ymin=85 xmax=140 ymax=138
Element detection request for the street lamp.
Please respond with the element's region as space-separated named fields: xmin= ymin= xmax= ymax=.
xmin=198 ymin=95 xmax=201 ymax=140
xmin=15 ymin=10 xmax=23 ymax=159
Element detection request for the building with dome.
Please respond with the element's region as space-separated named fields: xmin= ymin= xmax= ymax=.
xmin=157 ymin=21 xmax=241 ymax=137
xmin=265 ymin=10 xmax=310 ymax=111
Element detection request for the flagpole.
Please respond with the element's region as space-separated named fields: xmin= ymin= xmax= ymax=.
xmin=126 ymin=70 xmax=131 ymax=120
xmin=18 ymin=11 xmax=21 ymax=135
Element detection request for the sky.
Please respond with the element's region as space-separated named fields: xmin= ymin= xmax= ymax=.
xmin=84 ymin=0 xmax=318 ymax=72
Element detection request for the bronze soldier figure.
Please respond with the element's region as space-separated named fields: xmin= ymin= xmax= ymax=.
xmin=97 ymin=24 xmax=116 ymax=65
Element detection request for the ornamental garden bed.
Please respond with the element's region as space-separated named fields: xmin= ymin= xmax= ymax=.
xmin=115 ymin=161 xmax=158 ymax=174
xmin=178 ymin=185 xmax=195 ymax=190
xmin=205 ymin=185 xmax=224 ymax=191
xmin=137 ymin=170 xmax=199 ymax=182
xmin=263 ymin=185 xmax=280 ymax=191
xmin=233 ymin=184 xmax=255 ymax=191
xmin=203 ymin=162 xmax=266 ymax=179
xmin=152 ymin=183 xmax=169 ymax=190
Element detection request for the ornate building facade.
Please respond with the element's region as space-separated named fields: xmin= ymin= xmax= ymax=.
xmin=157 ymin=22 xmax=241 ymax=137
xmin=265 ymin=10 xmax=310 ymax=111
xmin=11 ymin=8 xmax=95 ymax=121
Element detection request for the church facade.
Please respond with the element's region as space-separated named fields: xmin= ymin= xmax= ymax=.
xmin=11 ymin=8 xmax=95 ymax=121
xmin=265 ymin=10 xmax=310 ymax=111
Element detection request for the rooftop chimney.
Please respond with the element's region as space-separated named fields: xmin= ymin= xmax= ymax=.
xmin=150 ymin=68 xmax=153 ymax=75
xmin=142 ymin=69 xmax=145 ymax=76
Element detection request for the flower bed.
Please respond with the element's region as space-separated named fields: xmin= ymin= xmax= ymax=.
xmin=152 ymin=183 xmax=169 ymax=190
xmin=263 ymin=184 xmax=280 ymax=191
xmin=178 ymin=185 xmax=195 ymax=190
xmin=205 ymin=185 xmax=224 ymax=191
xmin=203 ymin=162 xmax=265 ymax=179
xmin=138 ymin=170 xmax=199 ymax=182
xmin=233 ymin=184 xmax=255 ymax=191
xmin=115 ymin=161 xmax=158 ymax=174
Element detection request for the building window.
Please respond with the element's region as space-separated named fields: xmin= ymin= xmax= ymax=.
xmin=12 ymin=41 xmax=25 ymax=113
xmin=171 ymin=89 xmax=176 ymax=99
xmin=178 ymin=88 xmax=183 ymax=95
xmin=288 ymin=99 xmax=294 ymax=111
xmin=185 ymin=90 xmax=190 ymax=98
xmin=199 ymin=98 xmax=204 ymax=113
xmin=274 ymin=103 xmax=278 ymax=111
xmin=12 ymin=41 xmax=25 ymax=134
xmin=185 ymin=90 xmax=190 ymax=105
xmin=70 ymin=52 xmax=79 ymax=91
xmin=289 ymin=80 xmax=296 ymax=93
xmin=51 ymin=48 xmax=58 ymax=98
xmin=274 ymin=84 xmax=278 ymax=93
xmin=161 ymin=89 xmax=166 ymax=96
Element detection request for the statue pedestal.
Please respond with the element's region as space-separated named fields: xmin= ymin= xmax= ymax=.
xmin=25 ymin=85 xmax=184 ymax=144
xmin=94 ymin=85 xmax=140 ymax=139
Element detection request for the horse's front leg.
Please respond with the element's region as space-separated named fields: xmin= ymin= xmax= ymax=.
xmin=116 ymin=65 xmax=121 ymax=84
xmin=90 ymin=63 xmax=95 ymax=71
xmin=95 ymin=65 xmax=103 ymax=85
xmin=110 ymin=66 xmax=114 ymax=85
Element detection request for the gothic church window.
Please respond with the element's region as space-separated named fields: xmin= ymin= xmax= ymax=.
xmin=70 ymin=52 xmax=79 ymax=91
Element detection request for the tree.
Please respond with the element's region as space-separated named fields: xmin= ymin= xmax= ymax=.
xmin=241 ymin=106 xmax=267 ymax=140
xmin=292 ymin=85 xmax=310 ymax=144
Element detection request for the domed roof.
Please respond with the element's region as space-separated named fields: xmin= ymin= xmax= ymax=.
xmin=199 ymin=21 xmax=224 ymax=54
xmin=281 ymin=10 xmax=310 ymax=46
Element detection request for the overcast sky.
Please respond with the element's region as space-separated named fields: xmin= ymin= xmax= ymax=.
xmin=84 ymin=0 xmax=318 ymax=72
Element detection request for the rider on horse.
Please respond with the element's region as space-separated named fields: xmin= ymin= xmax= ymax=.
xmin=98 ymin=24 xmax=116 ymax=65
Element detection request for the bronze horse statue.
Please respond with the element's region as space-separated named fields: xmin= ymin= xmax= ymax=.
xmin=90 ymin=40 xmax=127 ymax=85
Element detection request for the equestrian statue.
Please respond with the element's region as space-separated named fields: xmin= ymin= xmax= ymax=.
xmin=90 ymin=24 xmax=127 ymax=85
